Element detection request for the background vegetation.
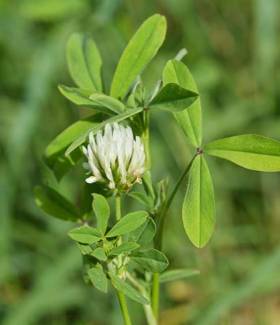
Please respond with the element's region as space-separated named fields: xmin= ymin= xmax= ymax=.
xmin=1 ymin=0 xmax=280 ymax=324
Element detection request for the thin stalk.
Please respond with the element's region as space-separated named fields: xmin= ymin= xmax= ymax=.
xmin=114 ymin=194 xmax=132 ymax=325
xmin=164 ymin=154 xmax=198 ymax=215
xmin=152 ymin=153 xmax=198 ymax=320
xmin=155 ymin=153 xmax=197 ymax=250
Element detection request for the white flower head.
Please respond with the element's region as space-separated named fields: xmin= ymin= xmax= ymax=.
xmin=82 ymin=122 xmax=145 ymax=192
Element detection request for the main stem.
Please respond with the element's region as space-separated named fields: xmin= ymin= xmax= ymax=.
xmin=142 ymin=110 xmax=160 ymax=321
xmin=115 ymin=194 xmax=132 ymax=325
xmin=116 ymin=291 xmax=132 ymax=325
xmin=151 ymin=272 xmax=160 ymax=320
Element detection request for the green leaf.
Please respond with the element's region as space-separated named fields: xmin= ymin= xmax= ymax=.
xmin=110 ymin=14 xmax=166 ymax=99
xmin=68 ymin=225 xmax=101 ymax=244
xmin=162 ymin=60 xmax=202 ymax=147
xmin=149 ymin=83 xmax=198 ymax=112
xmin=130 ymin=79 xmax=146 ymax=107
xmin=137 ymin=218 xmax=156 ymax=245
xmin=128 ymin=191 xmax=154 ymax=208
xmin=66 ymin=106 xmax=144 ymax=155
xmin=159 ymin=269 xmax=200 ymax=283
xmin=154 ymin=178 xmax=168 ymax=211
xmin=45 ymin=114 xmax=103 ymax=163
xmin=128 ymin=217 xmax=156 ymax=245
xmin=58 ymin=85 xmax=126 ymax=114
xmin=182 ymin=155 xmax=215 ymax=248
xmin=88 ymin=264 xmax=108 ymax=293
xmin=58 ymin=85 xmax=96 ymax=106
xmin=109 ymin=242 xmax=140 ymax=256
xmin=45 ymin=149 xmax=81 ymax=181
xmin=67 ymin=33 xmax=102 ymax=91
xmin=92 ymin=194 xmax=110 ymax=235
xmin=89 ymin=93 xmax=125 ymax=113
xmin=77 ymin=243 xmax=93 ymax=255
xmin=106 ymin=211 xmax=148 ymax=238
xmin=59 ymin=85 xmax=124 ymax=115
xmin=142 ymin=171 xmax=155 ymax=201
xmin=91 ymin=247 xmax=107 ymax=261
xmin=34 ymin=185 xmax=80 ymax=221
xmin=44 ymin=114 xmax=104 ymax=179
xmin=131 ymin=248 xmax=169 ymax=272
xmin=110 ymin=274 xmax=149 ymax=305
xmin=204 ymin=134 xmax=280 ymax=172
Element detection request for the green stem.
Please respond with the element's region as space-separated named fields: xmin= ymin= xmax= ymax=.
xmin=143 ymin=110 xmax=151 ymax=170
xmin=116 ymin=291 xmax=132 ymax=325
xmin=126 ymin=273 xmax=157 ymax=325
xmin=164 ymin=154 xmax=197 ymax=213
xmin=115 ymin=194 xmax=121 ymax=221
xmin=114 ymin=194 xmax=132 ymax=325
xmin=155 ymin=153 xmax=197 ymax=250
xmin=151 ymin=272 xmax=160 ymax=320
xmin=142 ymin=109 xmax=159 ymax=322
xmin=151 ymin=154 xmax=198 ymax=321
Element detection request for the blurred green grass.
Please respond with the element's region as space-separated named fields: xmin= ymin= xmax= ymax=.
xmin=1 ymin=0 xmax=280 ymax=324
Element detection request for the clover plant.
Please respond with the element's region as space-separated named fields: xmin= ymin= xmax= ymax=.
xmin=35 ymin=14 xmax=280 ymax=324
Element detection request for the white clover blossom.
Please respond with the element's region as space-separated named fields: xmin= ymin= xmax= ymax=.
xmin=82 ymin=123 xmax=145 ymax=192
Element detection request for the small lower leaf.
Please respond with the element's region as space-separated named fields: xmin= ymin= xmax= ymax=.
xmin=159 ymin=269 xmax=200 ymax=283
xmin=88 ymin=264 xmax=108 ymax=293
xmin=110 ymin=274 xmax=149 ymax=305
